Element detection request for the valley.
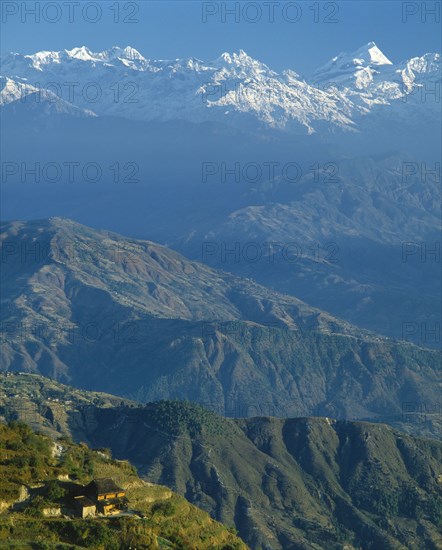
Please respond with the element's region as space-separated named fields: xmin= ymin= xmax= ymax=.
xmin=1 ymin=374 xmax=441 ymax=549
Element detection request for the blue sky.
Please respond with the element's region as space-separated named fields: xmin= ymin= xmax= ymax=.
xmin=1 ymin=1 xmax=441 ymax=74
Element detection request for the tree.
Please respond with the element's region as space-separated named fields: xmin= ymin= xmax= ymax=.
xmin=45 ymin=480 xmax=67 ymax=502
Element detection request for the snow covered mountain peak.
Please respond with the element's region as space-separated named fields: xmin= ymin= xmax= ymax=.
xmin=66 ymin=45 xmax=146 ymax=62
xmin=212 ymin=49 xmax=272 ymax=74
xmin=216 ymin=49 xmax=252 ymax=63
xmin=401 ymin=52 xmax=440 ymax=74
xmin=97 ymin=46 xmax=147 ymax=63
xmin=353 ymin=42 xmax=393 ymax=66
xmin=121 ymin=46 xmax=145 ymax=60
xmin=66 ymin=46 xmax=96 ymax=61
xmin=22 ymin=50 xmax=63 ymax=70
xmin=313 ymin=42 xmax=393 ymax=85
xmin=0 ymin=75 xmax=97 ymax=117
xmin=17 ymin=45 xmax=149 ymax=71
xmin=1 ymin=44 xmax=440 ymax=140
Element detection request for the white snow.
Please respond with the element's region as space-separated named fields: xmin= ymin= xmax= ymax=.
xmin=355 ymin=42 xmax=393 ymax=66
xmin=0 ymin=43 xmax=439 ymax=134
xmin=66 ymin=46 xmax=96 ymax=61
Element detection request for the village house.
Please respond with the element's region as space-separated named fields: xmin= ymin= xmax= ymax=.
xmin=73 ymin=496 xmax=96 ymax=518
xmin=68 ymin=478 xmax=127 ymax=517
xmin=84 ymin=478 xmax=126 ymax=515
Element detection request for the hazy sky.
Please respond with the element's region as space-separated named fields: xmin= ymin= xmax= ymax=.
xmin=1 ymin=1 xmax=441 ymax=74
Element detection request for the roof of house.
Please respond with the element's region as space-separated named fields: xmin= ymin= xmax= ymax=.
xmin=88 ymin=478 xmax=124 ymax=495
xmin=74 ymin=496 xmax=96 ymax=508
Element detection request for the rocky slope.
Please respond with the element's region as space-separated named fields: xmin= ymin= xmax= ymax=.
xmin=0 ymin=219 xmax=440 ymax=436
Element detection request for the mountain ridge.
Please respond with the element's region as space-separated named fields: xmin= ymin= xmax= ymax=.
xmin=1 ymin=218 xmax=440 ymax=440
xmin=2 ymin=42 xmax=439 ymax=139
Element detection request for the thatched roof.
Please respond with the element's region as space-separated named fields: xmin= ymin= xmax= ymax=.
xmin=88 ymin=478 xmax=124 ymax=495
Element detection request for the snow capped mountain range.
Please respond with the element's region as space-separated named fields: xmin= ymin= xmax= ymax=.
xmin=1 ymin=42 xmax=440 ymax=136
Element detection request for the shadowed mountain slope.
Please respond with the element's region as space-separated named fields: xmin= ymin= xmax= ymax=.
xmin=0 ymin=219 xmax=440 ymax=437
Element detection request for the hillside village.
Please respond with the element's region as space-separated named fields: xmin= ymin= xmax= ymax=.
xmin=0 ymin=421 xmax=248 ymax=549
xmin=15 ymin=476 xmax=130 ymax=519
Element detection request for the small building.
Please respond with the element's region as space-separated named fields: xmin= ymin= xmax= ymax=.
xmin=86 ymin=478 xmax=125 ymax=502
xmin=42 ymin=506 xmax=62 ymax=517
xmin=97 ymin=498 xmax=122 ymax=515
xmin=74 ymin=496 xmax=96 ymax=518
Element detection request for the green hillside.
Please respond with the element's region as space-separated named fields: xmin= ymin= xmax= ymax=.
xmin=84 ymin=402 xmax=442 ymax=549
xmin=1 ymin=375 xmax=441 ymax=549
xmin=0 ymin=421 xmax=248 ymax=549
